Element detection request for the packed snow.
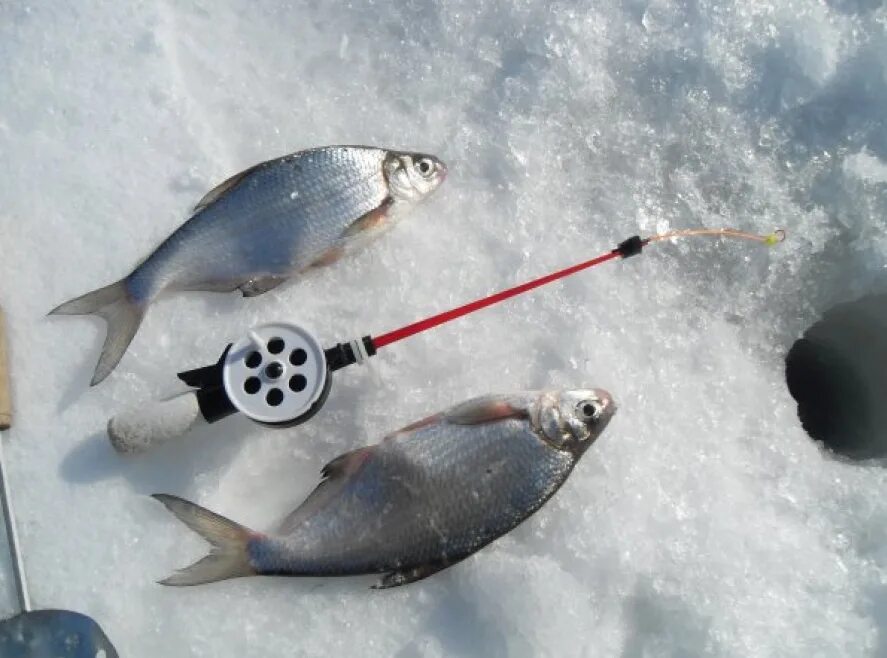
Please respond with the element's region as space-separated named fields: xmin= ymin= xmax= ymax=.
xmin=2 ymin=1 xmax=887 ymax=656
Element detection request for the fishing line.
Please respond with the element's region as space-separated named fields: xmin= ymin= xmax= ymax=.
xmin=371 ymin=227 xmax=785 ymax=350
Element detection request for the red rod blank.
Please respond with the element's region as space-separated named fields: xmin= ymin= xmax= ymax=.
xmin=372 ymin=248 xmax=622 ymax=349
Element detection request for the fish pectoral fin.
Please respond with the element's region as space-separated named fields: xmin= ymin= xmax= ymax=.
xmin=444 ymin=395 xmax=529 ymax=426
xmin=373 ymin=561 xmax=454 ymax=590
xmin=191 ymin=161 xmax=269 ymax=215
xmin=340 ymin=197 xmax=394 ymax=239
xmin=238 ymin=276 xmax=288 ymax=298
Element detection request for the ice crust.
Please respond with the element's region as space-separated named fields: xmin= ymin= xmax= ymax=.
xmin=1 ymin=1 xmax=887 ymax=656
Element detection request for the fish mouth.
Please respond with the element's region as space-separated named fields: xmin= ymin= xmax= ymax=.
xmin=592 ymin=388 xmax=616 ymax=417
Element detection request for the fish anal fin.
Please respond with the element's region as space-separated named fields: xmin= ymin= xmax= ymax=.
xmin=192 ymin=161 xmax=267 ymax=215
xmin=373 ymin=561 xmax=455 ymax=589
xmin=239 ymin=276 xmax=287 ymax=298
xmin=445 ymin=396 xmax=528 ymax=426
xmin=340 ymin=197 xmax=394 ymax=239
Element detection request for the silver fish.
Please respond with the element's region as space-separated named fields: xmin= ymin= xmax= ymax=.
xmin=153 ymin=388 xmax=616 ymax=588
xmin=50 ymin=146 xmax=447 ymax=385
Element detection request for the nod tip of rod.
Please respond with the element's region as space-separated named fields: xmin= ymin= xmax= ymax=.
xmin=764 ymin=229 xmax=787 ymax=246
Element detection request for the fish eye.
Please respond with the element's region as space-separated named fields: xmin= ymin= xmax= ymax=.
xmin=577 ymin=400 xmax=602 ymax=422
xmin=416 ymin=158 xmax=434 ymax=176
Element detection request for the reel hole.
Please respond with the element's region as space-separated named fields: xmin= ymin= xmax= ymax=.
xmin=267 ymin=337 xmax=285 ymax=354
xmin=244 ymin=377 xmax=261 ymax=394
xmin=266 ymin=388 xmax=284 ymax=406
xmin=290 ymin=348 xmax=307 ymax=366
xmin=289 ymin=374 xmax=307 ymax=392
xmin=245 ymin=351 xmax=262 ymax=368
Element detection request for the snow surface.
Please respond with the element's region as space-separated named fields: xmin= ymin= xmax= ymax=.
xmin=2 ymin=1 xmax=887 ymax=656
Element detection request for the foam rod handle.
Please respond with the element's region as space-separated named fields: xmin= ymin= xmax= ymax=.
xmin=0 ymin=308 xmax=11 ymax=431
xmin=107 ymin=391 xmax=204 ymax=454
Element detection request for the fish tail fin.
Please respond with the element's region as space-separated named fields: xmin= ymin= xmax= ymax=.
xmin=152 ymin=494 xmax=257 ymax=587
xmin=49 ymin=280 xmax=145 ymax=386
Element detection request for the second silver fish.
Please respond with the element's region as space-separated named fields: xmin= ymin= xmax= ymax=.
xmin=154 ymin=387 xmax=616 ymax=588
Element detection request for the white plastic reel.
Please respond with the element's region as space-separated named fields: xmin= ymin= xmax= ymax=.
xmin=223 ymin=322 xmax=328 ymax=425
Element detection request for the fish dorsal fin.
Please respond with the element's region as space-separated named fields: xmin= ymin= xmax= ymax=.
xmin=444 ymin=395 xmax=528 ymax=426
xmin=382 ymin=413 xmax=442 ymax=442
xmin=192 ymin=161 xmax=269 ymax=215
xmin=276 ymin=446 xmax=374 ymax=534
xmin=320 ymin=446 xmax=373 ymax=480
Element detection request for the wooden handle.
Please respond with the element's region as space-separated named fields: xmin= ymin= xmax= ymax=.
xmin=0 ymin=308 xmax=11 ymax=430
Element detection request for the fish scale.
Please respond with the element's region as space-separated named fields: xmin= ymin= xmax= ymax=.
xmin=270 ymin=420 xmax=569 ymax=573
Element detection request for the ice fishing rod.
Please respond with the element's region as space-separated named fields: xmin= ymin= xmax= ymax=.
xmin=108 ymin=227 xmax=785 ymax=453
